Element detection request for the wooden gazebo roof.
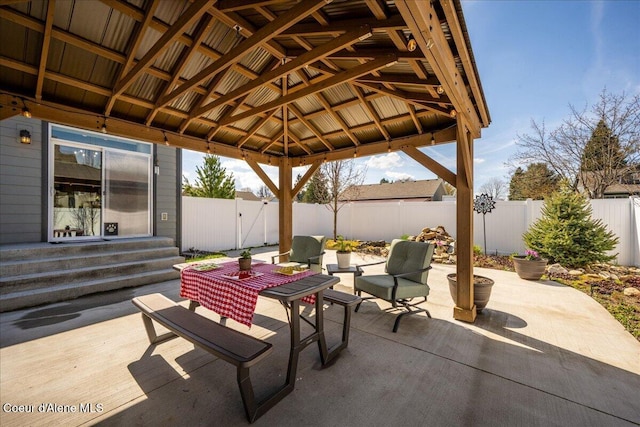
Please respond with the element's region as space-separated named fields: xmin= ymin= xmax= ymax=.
xmin=0 ymin=0 xmax=489 ymax=165
xmin=0 ymin=0 xmax=490 ymax=323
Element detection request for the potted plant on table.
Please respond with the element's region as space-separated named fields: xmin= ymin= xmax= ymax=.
xmin=512 ymin=249 xmax=548 ymax=280
xmin=335 ymin=236 xmax=352 ymax=269
xmin=239 ymin=248 xmax=252 ymax=271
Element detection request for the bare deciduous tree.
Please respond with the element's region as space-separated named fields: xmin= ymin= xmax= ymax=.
xmin=478 ymin=178 xmax=508 ymax=200
xmin=510 ymin=89 xmax=639 ymax=198
xmin=308 ymin=159 xmax=366 ymax=240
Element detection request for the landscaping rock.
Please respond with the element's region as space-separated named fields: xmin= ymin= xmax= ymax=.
xmin=569 ymin=270 xmax=584 ymax=276
xmin=547 ymin=264 xmax=569 ymax=275
xmin=623 ymin=287 xmax=640 ymax=297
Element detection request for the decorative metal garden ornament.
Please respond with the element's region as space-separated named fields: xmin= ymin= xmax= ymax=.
xmin=473 ymin=193 xmax=496 ymax=255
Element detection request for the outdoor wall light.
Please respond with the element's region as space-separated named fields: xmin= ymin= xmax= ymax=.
xmin=154 ymin=158 xmax=160 ymax=175
xmin=407 ymin=35 xmax=417 ymax=52
xmin=19 ymin=129 xmax=31 ymax=144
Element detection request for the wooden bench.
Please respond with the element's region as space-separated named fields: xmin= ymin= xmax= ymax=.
xmin=323 ymin=289 xmax=362 ymax=359
xmin=131 ymin=293 xmax=274 ymax=423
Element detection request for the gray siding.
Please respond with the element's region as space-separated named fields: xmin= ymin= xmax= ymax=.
xmin=1 ymin=118 xmax=181 ymax=246
xmin=0 ymin=117 xmax=43 ymax=244
xmin=155 ymin=145 xmax=179 ymax=244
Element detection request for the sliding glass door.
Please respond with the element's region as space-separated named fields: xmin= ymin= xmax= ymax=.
xmin=49 ymin=124 xmax=153 ymax=241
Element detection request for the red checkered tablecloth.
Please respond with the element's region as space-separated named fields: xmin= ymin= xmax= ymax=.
xmin=180 ymin=261 xmax=317 ymax=327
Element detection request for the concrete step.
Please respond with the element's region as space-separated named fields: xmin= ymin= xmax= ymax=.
xmin=0 ymin=247 xmax=180 ymax=276
xmin=0 ymin=256 xmax=184 ymax=294
xmin=0 ymin=269 xmax=180 ymax=312
xmin=0 ymin=237 xmax=185 ymax=312
xmin=0 ymin=237 xmax=177 ymax=262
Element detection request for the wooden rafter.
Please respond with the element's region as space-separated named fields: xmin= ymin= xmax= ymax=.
xmin=216 ymin=0 xmax=286 ymax=13
xmin=187 ymin=25 xmax=372 ymax=122
xmin=219 ymin=55 xmax=397 ymax=126
xmin=351 ymin=84 xmax=390 ymax=141
xmin=402 ymin=145 xmax=456 ymax=186
xmin=158 ymin=0 xmax=326 ymax=111
xmin=111 ymin=0 xmax=214 ymax=100
xmin=146 ymin=13 xmax=214 ymax=125
xmin=105 ymin=0 xmax=159 ymax=115
xmin=280 ymin=14 xmax=405 ymax=36
xmin=235 ymin=109 xmax=279 ymax=147
xmin=288 ymin=104 xmax=334 ymax=151
xmin=292 ymin=160 xmax=322 ymax=198
xmin=35 ymin=0 xmax=55 ymax=100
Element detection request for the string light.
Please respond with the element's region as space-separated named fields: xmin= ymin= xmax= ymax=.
xmin=163 ymin=131 xmax=169 ymax=145
xmin=101 ymin=117 xmax=107 ymax=134
xmin=206 ymin=142 xmax=211 ymax=154
xmin=431 ymin=133 xmax=435 ymax=145
xmin=20 ymin=98 xmax=31 ymax=118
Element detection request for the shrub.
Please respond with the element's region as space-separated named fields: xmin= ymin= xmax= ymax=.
xmin=523 ymin=188 xmax=619 ymax=268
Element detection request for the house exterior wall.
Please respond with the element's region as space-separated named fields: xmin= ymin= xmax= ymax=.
xmin=0 ymin=116 xmax=180 ymax=245
xmin=154 ymin=144 xmax=180 ymax=245
xmin=0 ymin=117 xmax=43 ymax=244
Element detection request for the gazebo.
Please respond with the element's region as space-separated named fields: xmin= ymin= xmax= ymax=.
xmin=0 ymin=0 xmax=490 ymax=322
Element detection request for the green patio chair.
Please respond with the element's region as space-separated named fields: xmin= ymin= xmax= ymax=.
xmin=355 ymin=239 xmax=434 ymax=332
xmin=271 ymin=235 xmax=326 ymax=273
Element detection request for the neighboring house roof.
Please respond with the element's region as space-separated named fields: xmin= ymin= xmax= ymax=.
xmin=235 ymin=191 xmax=261 ymax=201
xmin=340 ymin=179 xmax=446 ymax=202
xmin=578 ymin=170 xmax=640 ymax=198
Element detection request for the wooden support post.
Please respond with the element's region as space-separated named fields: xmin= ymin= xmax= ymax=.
xmin=453 ymin=121 xmax=477 ymax=322
xmin=278 ymin=157 xmax=293 ymax=257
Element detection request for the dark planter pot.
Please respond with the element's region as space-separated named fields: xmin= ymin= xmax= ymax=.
xmin=512 ymin=256 xmax=548 ymax=280
xmin=447 ymin=273 xmax=495 ymax=313
xmin=238 ymin=258 xmax=252 ymax=271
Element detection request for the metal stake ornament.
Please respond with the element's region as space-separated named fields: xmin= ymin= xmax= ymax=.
xmin=473 ymin=193 xmax=496 ymax=255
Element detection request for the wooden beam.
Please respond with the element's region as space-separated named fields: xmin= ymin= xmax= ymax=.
xmin=355 ymin=73 xmax=439 ymax=86
xmin=439 ymin=1 xmax=491 ymax=127
xmin=216 ymin=0 xmax=286 ymax=12
xmin=235 ymin=109 xmax=279 ymax=147
xmin=112 ymin=0 xmax=214 ymax=98
xmin=145 ymin=11 xmax=212 ymax=125
xmin=278 ymin=157 xmax=293 ymax=254
xmin=286 ymin=48 xmax=422 ymax=60
xmin=189 ymin=25 xmax=372 ymax=120
xmin=352 ymin=84 xmax=390 ymax=141
xmin=401 ymin=145 xmax=456 ymax=187
xmin=291 ymin=160 xmax=321 ymax=198
xmin=291 ymin=126 xmax=457 ymax=166
xmin=35 ymin=0 xmax=55 ymax=100
xmin=158 ymin=0 xmax=327 ymax=110
xmin=246 ymin=158 xmax=279 ymax=196
xmin=453 ymin=118 xmax=476 ymax=322
xmin=220 ymin=54 xmax=397 ymax=126
xmin=287 ymin=104 xmax=334 ymax=151
xmin=105 ymin=0 xmax=160 ymax=115
xmin=0 ymin=92 xmax=278 ymax=164
xmin=280 ymin=13 xmax=405 ymax=36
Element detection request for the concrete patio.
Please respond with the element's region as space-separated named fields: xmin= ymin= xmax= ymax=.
xmin=1 ymin=247 xmax=638 ymax=426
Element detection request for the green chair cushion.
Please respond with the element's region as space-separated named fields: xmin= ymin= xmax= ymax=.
xmin=355 ymin=275 xmax=430 ymax=300
xmin=385 ymin=239 xmax=434 ymax=284
xmin=289 ymin=235 xmax=326 ymax=272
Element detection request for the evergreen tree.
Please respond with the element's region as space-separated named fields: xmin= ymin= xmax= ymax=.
xmin=303 ymin=168 xmax=330 ymax=204
xmin=508 ymin=163 xmax=560 ymax=200
xmin=522 ymin=187 xmax=618 ymax=267
xmin=182 ymin=155 xmax=236 ymax=199
xmin=581 ymin=119 xmax=626 ymax=171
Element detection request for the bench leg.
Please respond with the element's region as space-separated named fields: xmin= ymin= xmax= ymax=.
xmin=140 ymin=313 xmax=177 ymax=344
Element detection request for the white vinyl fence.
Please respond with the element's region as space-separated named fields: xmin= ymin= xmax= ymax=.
xmin=182 ymin=196 xmax=640 ymax=267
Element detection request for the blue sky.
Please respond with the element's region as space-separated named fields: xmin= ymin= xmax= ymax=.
xmin=182 ymin=0 xmax=640 ymax=194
